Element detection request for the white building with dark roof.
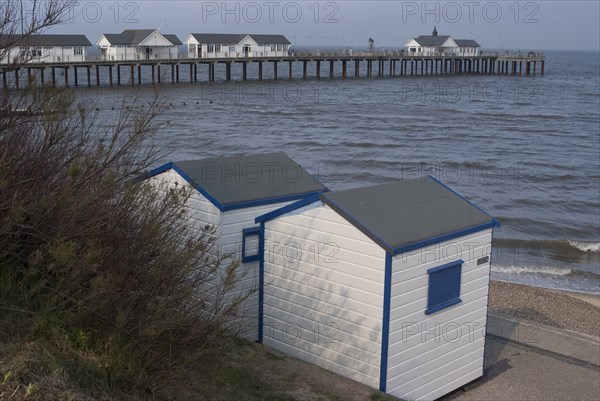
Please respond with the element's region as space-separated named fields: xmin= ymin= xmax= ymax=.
xmin=405 ymin=26 xmax=481 ymax=56
xmin=143 ymin=153 xmax=327 ymax=340
xmin=97 ymin=29 xmax=182 ymax=61
xmin=255 ymin=177 xmax=498 ymax=401
xmin=0 ymin=34 xmax=92 ymax=64
xmin=184 ymin=33 xmax=291 ymax=58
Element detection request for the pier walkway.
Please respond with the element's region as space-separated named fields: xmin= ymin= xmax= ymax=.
xmin=0 ymin=51 xmax=545 ymax=90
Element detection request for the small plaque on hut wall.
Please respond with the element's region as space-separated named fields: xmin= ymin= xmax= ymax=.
xmin=477 ymin=256 xmax=489 ymax=266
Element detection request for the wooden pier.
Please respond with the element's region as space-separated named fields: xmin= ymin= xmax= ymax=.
xmin=0 ymin=52 xmax=545 ymax=90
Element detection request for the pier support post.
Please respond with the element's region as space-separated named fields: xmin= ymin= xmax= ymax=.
xmin=272 ymin=61 xmax=277 ymax=80
xmin=2 ymin=71 xmax=6 ymax=90
xmin=130 ymin=65 xmax=134 ymax=85
xmin=14 ymin=69 xmax=19 ymax=90
xmin=316 ymin=60 xmax=320 ymax=79
xmin=27 ymin=68 xmax=32 ymax=86
xmin=117 ymin=65 xmax=121 ymax=85
xmin=109 ymin=66 xmax=113 ymax=86
xmin=258 ymin=62 xmax=263 ymax=80
xmin=41 ymin=68 xmax=45 ymax=87
xmin=355 ymin=60 xmax=359 ymax=77
xmin=242 ymin=62 xmax=247 ymax=80
xmin=303 ymin=61 xmax=307 ymax=79
xmin=189 ymin=63 xmax=193 ymax=83
xmin=176 ymin=64 xmax=180 ymax=83
xmin=330 ymin=60 xmax=334 ymax=78
xmin=138 ymin=65 xmax=142 ymax=84
xmin=533 ymin=61 xmax=537 ymax=76
xmin=288 ymin=61 xmax=293 ymax=79
xmin=96 ymin=65 xmax=100 ymax=86
xmin=541 ymin=61 xmax=545 ymax=76
xmin=52 ymin=67 xmax=56 ymax=86
xmin=226 ymin=62 xmax=231 ymax=81
xmin=151 ymin=65 xmax=155 ymax=83
xmin=342 ymin=60 xmax=347 ymax=78
xmin=171 ymin=64 xmax=175 ymax=83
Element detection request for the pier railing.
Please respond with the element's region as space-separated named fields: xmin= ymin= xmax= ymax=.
xmin=0 ymin=50 xmax=546 ymax=90
xmin=3 ymin=50 xmax=546 ymax=65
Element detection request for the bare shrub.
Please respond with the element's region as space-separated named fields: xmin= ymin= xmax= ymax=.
xmin=0 ymin=2 xmax=250 ymax=398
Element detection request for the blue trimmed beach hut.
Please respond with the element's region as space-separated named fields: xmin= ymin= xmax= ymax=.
xmin=144 ymin=153 xmax=327 ymax=340
xmin=255 ymin=177 xmax=498 ymax=401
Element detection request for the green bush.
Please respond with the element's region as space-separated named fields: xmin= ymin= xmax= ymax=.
xmin=0 ymin=86 xmax=247 ymax=398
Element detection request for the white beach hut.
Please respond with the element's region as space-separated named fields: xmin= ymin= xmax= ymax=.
xmin=184 ymin=33 xmax=291 ymax=59
xmin=143 ymin=153 xmax=327 ymax=340
xmin=97 ymin=29 xmax=182 ymax=61
xmin=0 ymin=34 xmax=92 ymax=63
xmin=255 ymin=177 xmax=499 ymax=401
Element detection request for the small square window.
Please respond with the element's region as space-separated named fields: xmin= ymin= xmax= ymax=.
xmin=242 ymin=227 xmax=261 ymax=263
xmin=425 ymin=260 xmax=463 ymax=315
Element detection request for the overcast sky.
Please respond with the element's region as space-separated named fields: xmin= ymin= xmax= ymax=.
xmin=55 ymin=1 xmax=599 ymax=51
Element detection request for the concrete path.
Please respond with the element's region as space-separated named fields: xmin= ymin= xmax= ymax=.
xmin=487 ymin=313 xmax=600 ymax=366
xmin=442 ymin=313 xmax=600 ymax=401
xmin=444 ymin=337 xmax=600 ymax=401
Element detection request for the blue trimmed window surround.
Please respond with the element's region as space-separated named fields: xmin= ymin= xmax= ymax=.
xmin=425 ymin=260 xmax=463 ymax=315
xmin=242 ymin=227 xmax=261 ymax=263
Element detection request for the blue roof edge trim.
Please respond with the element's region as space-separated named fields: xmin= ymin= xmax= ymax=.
xmin=428 ymin=175 xmax=498 ymax=223
xmin=139 ymin=162 xmax=226 ymax=211
xmin=392 ymin=220 xmax=498 ymax=256
xmin=225 ymin=189 xmax=328 ymax=212
xmin=254 ymin=192 xmax=324 ymax=223
xmin=171 ymin=164 xmax=226 ymax=212
xmin=379 ymin=252 xmax=392 ymax=393
xmin=138 ymin=162 xmax=173 ymax=181
xmin=320 ymin=193 xmax=397 ymax=254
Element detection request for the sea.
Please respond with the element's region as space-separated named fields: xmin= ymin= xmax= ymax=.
xmin=71 ymin=49 xmax=600 ymax=294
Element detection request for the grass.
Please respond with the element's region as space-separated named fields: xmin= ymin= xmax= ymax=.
xmin=1 ymin=333 xmax=404 ymax=401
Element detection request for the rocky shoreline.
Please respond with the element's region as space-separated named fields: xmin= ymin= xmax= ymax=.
xmin=488 ymin=280 xmax=600 ymax=338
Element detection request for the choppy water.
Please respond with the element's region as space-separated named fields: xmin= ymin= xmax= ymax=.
xmin=76 ymin=50 xmax=600 ymax=294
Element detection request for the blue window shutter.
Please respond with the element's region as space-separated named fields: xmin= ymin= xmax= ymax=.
xmin=242 ymin=226 xmax=261 ymax=263
xmin=426 ymin=260 xmax=463 ymax=315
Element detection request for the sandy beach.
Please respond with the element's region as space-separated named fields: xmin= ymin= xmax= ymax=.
xmin=488 ymin=280 xmax=600 ymax=338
